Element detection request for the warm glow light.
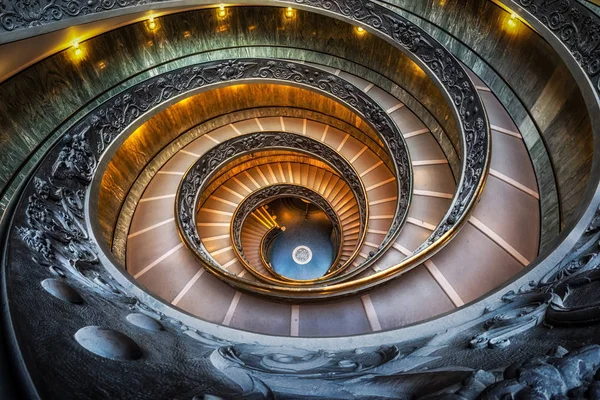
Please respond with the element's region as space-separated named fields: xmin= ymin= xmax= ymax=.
xmin=148 ymin=16 xmax=156 ymax=30
xmin=356 ymin=26 xmax=366 ymax=35
xmin=218 ymin=4 xmax=227 ymax=18
xmin=507 ymin=12 xmax=518 ymax=28
xmin=72 ymin=41 xmax=82 ymax=56
xmin=413 ymin=61 xmax=426 ymax=76
xmin=177 ymin=97 xmax=193 ymax=106
xmin=183 ymin=31 xmax=191 ymax=38
xmin=98 ymin=61 xmax=106 ymax=69
xmin=285 ymin=7 xmax=294 ymax=18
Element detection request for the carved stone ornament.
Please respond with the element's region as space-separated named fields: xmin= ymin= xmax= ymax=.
xmin=516 ymin=0 xmax=600 ymax=93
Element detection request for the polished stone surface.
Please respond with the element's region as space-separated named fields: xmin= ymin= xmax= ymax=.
xmin=431 ymin=223 xmax=523 ymax=303
xmin=387 ymin=0 xmax=591 ymax=239
xmin=74 ymin=326 xmax=142 ymax=361
xmin=298 ymin=297 xmax=371 ymax=337
xmin=229 ymin=293 xmax=291 ymax=336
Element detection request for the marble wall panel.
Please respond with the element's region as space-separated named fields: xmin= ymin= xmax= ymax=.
xmin=387 ymin=0 xmax=593 ymax=233
xmin=0 ymin=7 xmax=455 ymax=207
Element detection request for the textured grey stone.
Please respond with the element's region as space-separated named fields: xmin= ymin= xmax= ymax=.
xmin=74 ymin=326 xmax=142 ymax=361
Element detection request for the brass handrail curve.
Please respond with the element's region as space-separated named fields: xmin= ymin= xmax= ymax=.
xmin=171 ymin=60 xmax=412 ymax=283
xmin=230 ymin=184 xmax=350 ymax=283
xmin=183 ymin=132 xmax=370 ymax=285
xmin=173 ymin=61 xmax=488 ymax=299
xmin=259 ymin=227 xmax=282 ymax=277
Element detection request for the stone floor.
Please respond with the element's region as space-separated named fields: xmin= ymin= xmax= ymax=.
xmin=268 ymin=199 xmax=335 ymax=280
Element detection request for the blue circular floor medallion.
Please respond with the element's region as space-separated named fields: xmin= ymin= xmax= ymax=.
xmin=292 ymin=246 xmax=312 ymax=265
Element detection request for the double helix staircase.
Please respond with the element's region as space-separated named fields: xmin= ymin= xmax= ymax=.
xmin=124 ymin=63 xmax=539 ymax=337
xmin=199 ymin=159 xmax=363 ymax=277
xmin=3 ymin=1 xmax=598 ymax=398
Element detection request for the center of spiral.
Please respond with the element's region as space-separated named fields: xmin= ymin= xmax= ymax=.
xmin=292 ymin=246 xmax=312 ymax=265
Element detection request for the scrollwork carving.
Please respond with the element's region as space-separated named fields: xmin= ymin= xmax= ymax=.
xmin=19 ymin=177 xmax=93 ymax=263
xmin=470 ymin=298 xmax=549 ymax=349
xmin=0 ymin=0 xmax=138 ymax=32
xmin=215 ymin=343 xmax=401 ymax=375
xmin=479 ymin=345 xmax=600 ymax=399
xmin=516 ymin=0 xmax=600 ymax=95
xmin=52 ymin=127 xmax=96 ymax=183
xmin=210 ymin=341 xmax=446 ymax=398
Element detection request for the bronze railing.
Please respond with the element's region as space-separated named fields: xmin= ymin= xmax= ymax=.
xmin=230 ymin=184 xmax=347 ymax=282
xmin=259 ymin=226 xmax=282 ymax=275
xmin=172 ymin=59 xmax=488 ymax=298
xmin=179 ymin=132 xmax=369 ymax=285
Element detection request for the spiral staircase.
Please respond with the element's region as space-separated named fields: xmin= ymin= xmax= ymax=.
xmin=0 ymin=1 xmax=599 ymax=399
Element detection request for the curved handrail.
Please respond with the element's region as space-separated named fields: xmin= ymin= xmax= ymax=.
xmin=259 ymin=226 xmax=282 ymax=275
xmin=231 ymin=184 xmax=348 ymax=282
xmin=168 ymin=54 xmax=488 ymax=298
xmin=179 ymin=131 xmax=369 ymax=285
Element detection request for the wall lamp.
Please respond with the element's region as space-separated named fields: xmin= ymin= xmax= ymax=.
xmin=72 ymin=41 xmax=82 ymax=56
xmin=507 ymin=12 xmax=518 ymax=28
xmin=218 ymin=4 xmax=227 ymax=18
xmin=148 ymin=16 xmax=157 ymax=30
